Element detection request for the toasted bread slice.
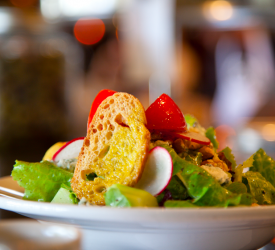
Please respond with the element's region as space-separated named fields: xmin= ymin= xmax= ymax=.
xmin=71 ymin=92 xmax=151 ymax=205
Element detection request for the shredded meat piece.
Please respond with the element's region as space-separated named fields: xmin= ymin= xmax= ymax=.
xmin=183 ymin=140 xmax=203 ymax=150
xmin=201 ymin=154 xmax=229 ymax=172
xmin=199 ymin=145 xmax=215 ymax=161
xmin=172 ymin=139 xmax=187 ymax=154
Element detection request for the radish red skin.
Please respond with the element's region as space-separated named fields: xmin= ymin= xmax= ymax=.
xmin=170 ymin=131 xmax=211 ymax=145
xmin=87 ymin=89 xmax=116 ymax=131
xmin=52 ymin=137 xmax=85 ymax=161
xmin=145 ymin=94 xmax=187 ymax=132
xmin=151 ymin=130 xmax=211 ymax=146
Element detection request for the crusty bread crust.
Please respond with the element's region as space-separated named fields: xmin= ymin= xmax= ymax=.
xmin=71 ymin=92 xmax=150 ymax=205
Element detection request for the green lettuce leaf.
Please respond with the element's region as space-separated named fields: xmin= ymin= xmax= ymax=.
xmin=156 ymin=142 xmax=249 ymax=207
xmin=234 ymin=154 xmax=254 ymax=183
xmin=220 ymin=147 xmax=237 ymax=170
xmin=184 ymin=114 xmax=198 ymax=129
xmin=243 ymin=171 xmax=275 ymax=205
xmin=205 ymin=127 xmax=219 ymax=150
xmin=60 ymin=184 xmax=79 ymax=204
xmin=179 ymin=150 xmax=202 ymax=167
xmin=164 ymin=200 xmax=198 ymax=208
xmin=249 ymin=148 xmax=275 ymax=187
xmin=166 ymin=175 xmax=189 ymax=200
xmin=155 ymin=142 xmax=202 ymax=175
xmin=12 ymin=160 xmax=73 ymax=202
xmin=240 ymin=193 xmax=254 ymax=206
xmin=225 ymin=182 xmax=247 ymax=194
xmin=224 ymin=182 xmax=253 ymax=205
xmin=177 ymin=161 xmax=246 ymax=207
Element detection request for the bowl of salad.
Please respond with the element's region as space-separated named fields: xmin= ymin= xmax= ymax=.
xmin=1 ymin=89 xmax=275 ymax=250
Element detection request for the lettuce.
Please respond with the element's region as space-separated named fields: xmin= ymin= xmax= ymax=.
xmin=157 ymin=142 xmax=251 ymax=207
xmin=60 ymin=184 xmax=79 ymax=204
xmin=205 ymin=127 xmax=219 ymax=150
xmin=249 ymin=148 xmax=275 ymax=187
xmin=243 ymin=171 xmax=275 ymax=205
xmin=164 ymin=200 xmax=198 ymax=208
xmin=184 ymin=114 xmax=198 ymax=129
xmin=220 ymin=147 xmax=237 ymax=171
xmin=177 ymin=162 xmax=246 ymax=207
xmin=234 ymin=154 xmax=254 ymax=183
xmin=225 ymin=182 xmax=247 ymax=194
xmin=12 ymin=160 xmax=73 ymax=202
xmin=166 ymin=175 xmax=189 ymax=200
xmin=179 ymin=150 xmax=202 ymax=167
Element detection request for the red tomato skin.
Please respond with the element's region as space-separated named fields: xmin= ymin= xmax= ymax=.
xmin=87 ymin=89 xmax=116 ymax=131
xmin=145 ymin=94 xmax=187 ymax=132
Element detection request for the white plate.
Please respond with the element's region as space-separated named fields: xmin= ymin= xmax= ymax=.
xmin=0 ymin=176 xmax=275 ymax=250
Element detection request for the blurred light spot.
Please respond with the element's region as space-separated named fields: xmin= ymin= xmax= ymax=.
xmin=0 ymin=10 xmax=12 ymax=34
xmin=40 ymin=0 xmax=61 ymax=20
xmin=74 ymin=18 xmax=105 ymax=45
xmin=262 ymin=124 xmax=275 ymax=141
xmin=203 ymin=1 xmax=233 ymax=21
xmin=238 ymin=128 xmax=261 ymax=153
xmin=60 ymin=0 xmax=116 ymax=17
xmin=10 ymin=0 xmax=37 ymax=8
xmin=41 ymin=0 xmax=116 ymax=20
xmin=215 ymin=124 xmax=236 ymax=151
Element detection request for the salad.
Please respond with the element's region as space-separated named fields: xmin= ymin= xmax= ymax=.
xmin=11 ymin=89 xmax=275 ymax=208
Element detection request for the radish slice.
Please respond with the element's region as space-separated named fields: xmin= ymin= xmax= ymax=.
xmin=172 ymin=131 xmax=210 ymax=145
xmin=135 ymin=146 xmax=173 ymax=196
xmin=52 ymin=137 xmax=85 ymax=162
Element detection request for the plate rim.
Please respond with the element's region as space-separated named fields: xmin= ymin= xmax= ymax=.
xmin=2 ymin=175 xmax=275 ymax=229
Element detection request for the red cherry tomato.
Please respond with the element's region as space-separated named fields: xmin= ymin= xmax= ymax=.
xmin=87 ymin=89 xmax=116 ymax=131
xmin=145 ymin=93 xmax=187 ymax=132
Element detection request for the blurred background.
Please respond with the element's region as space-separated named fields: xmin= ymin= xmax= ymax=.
xmin=0 ymin=0 xmax=275 ymax=218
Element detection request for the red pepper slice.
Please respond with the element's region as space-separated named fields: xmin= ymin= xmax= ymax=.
xmin=87 ymin=89 xmax=116 ymax=131
xmin=145 ymin=93 xmax=187 ymax=132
